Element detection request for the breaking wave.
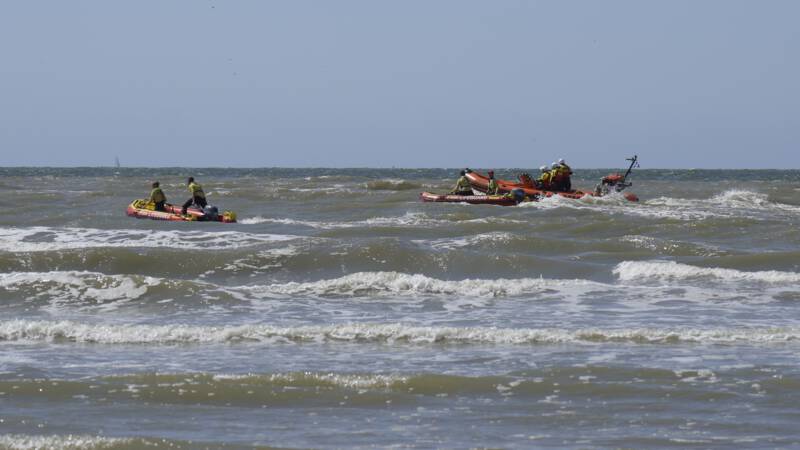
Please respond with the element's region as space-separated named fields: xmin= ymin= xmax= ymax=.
xmin=245 ymin=271 xmax=599 ymax=298
xmin=0 ymin=435 xmax=134 ymax=450
xmin=364 ymin=180 xmax=422 ymax=191
xmin=236 ymin=212 xmax=520 ymax=229
xmin=0 ymin=271 xmax=158 ymax=304
xmin=3 ymin=320 xmax=799 ymax=345
xmin=642 ymin=190 xmax=800 ymax=219
xmin=0 ymin=226 xmax=299 ymax=252
xmin=524 ymin=189 xmax=800 ymax=221
xmin=614 ymin=260 xmax=800 ymax=284
xmin=0 ymin=270 xmax=599 ymax=309
xmin=0 ymin=435 xmax=207 ymax=450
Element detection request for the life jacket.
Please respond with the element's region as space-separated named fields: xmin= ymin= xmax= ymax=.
xmin=188 ymin=182 xmax=206 ymax=199
xmin=486 ymin=179 xmax=499 ymax=195
xmin=538 ymin=171 xmax=552 ymax=188
xmin=455 ymin=176 xmax=470 ymax=191
xmin=150 ymin=187 xmax=166 ymax=203
xmin=549 ymin=169 xmax=564 ymax=186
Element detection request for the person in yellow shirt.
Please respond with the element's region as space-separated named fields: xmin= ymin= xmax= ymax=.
xmin=181 ymin=177 xmax=208 ymax=215
xmin=557 ymin=158 xmax=573 ymax=191
xmin=537 ymin=165 xmax=552 ymax=190
xmin=149 ymin=181 xmax=167 ymax=211
xmin=548 ymin=162 xmax=564 ymax=191
xmin=450 ymin=170 xmax=473 ymax=196
xmin=486 ymin=170 xmax=499 ymax=195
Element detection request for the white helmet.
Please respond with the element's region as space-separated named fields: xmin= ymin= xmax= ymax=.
xmin=551 ymin=162 xmax=559 ymax=169
xmin=558 ymin=158 xmax=565 ymax=165
xmin=539 ymin=165 xmax=548 ymax=172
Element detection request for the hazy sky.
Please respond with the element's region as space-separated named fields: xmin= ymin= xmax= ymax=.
xmin=1 ymin=1 xmax=798 ymax=168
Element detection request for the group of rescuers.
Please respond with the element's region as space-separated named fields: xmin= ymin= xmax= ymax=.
xmin=149 ymin=163 xmax=572 ymax=211
xmin=451 ymin=159 xmax=573 ymax=196
xmin=147 ymin=177 xmax=208 ymax=214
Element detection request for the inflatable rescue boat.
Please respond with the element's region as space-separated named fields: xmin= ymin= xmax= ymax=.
xmin=126 ymin=199 xmax=237 ymax=223
xmin=419 ymin=191 xmax=523 ymax=206
xmin=464 ymin=156 xmax=640 ymax=202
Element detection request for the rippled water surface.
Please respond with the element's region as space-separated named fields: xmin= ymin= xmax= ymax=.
xmin=1 ymin=168 xmax=800 ymax=449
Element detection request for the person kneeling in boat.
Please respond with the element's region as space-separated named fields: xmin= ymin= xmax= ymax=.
xmin=548 ymin=162 xmax=568 ymax=192
xmin=557 ymin=158 xmax=573 ymax=191
xmin=149 ymin=181 xmax=167 ymax=212
xmin=537 ymin=165 xmax=552 ymax=190
xmin=450 ymin=170 xmax=473 ymax=196
xmin=181 ymin=177 xmax=208 ymax=215
xmin=486 ymin=170 xmax=500 ymax=195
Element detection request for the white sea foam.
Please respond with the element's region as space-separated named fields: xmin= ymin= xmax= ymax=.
xmin=0 ymin=271 xmax=159 ymax=303
xmin=212 ymin=372 xmax=407 ymax=389
xmin=519 ymin=191 xmax=715 ymax=221
xmin=240 ymin=214 xmax=525 ymax=228
xmin=708 ymin=189 xmax=800 ymax=212
xmin=289 ymin=184 xmax=358 ymax=194
xmin=414 ymin=232 xmax=515 ymax=251
xmin=240 ymin=216 xmax=310 ymax=226
xmin=246 ymin=271 xmax=599 ymax=298
xmin=2 ymin=320 xmax=799 ymax=345
xmin=614 ymin=260 xmax=800 ymax=284
xmin=644 ymin=190 xmax=800 ymax=219
xmin=240 ymin=212 xmax=493 ymax=229
xmin=0 ymin=226 xmax=299 ymax=252
xmin=522 ymin=189 xmax=800 ymax=221
xmin=0 ymin=434 xmax=132 ymax=450
xmin=0 ymin=270 xmax=599 ymax=307
xmin=363 ymin=179 xmax=422 ymax=191
xmin=220 ymin=245 xmax=305 ymax=272
xmin=619 ymin=235 xmax=722 ymax=257
xmin=2 ymin=267 xmax=786 ymax=312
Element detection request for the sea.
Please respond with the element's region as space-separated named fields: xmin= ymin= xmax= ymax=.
xmin=0 ymin=167 xmax=799 ymax=449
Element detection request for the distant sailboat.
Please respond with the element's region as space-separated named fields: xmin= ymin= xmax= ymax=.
xmin=114 ymin=156 xmax=121 ymax=175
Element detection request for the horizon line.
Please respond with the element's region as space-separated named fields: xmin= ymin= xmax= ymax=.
xmin=0 ymin=165 xmax=796 ymax=171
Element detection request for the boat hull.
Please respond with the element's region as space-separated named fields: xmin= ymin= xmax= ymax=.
xmin=419 ymin=191 xmax=519 ymax=206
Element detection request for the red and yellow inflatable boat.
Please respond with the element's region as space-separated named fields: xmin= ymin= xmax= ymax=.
xmin=126 ymin=199 xmax=237 ymax=223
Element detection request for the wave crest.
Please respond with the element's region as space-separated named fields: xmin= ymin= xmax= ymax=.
xmin=0 ymin=226 xmax=298 ymax=252
xmin=0 ymin=434 xmax=133 ymax=450
xmin=2 ymin=320 xmax=799 ymax=345
xmin=0 ymin=271 xmax=158 ymax=304
xmin=248 ymin=271 xmax=593 ymax=298
xmin=364 ymin=180 xmax=421 ymax=191
xmin=614 ymin=260 xmax=800 ymax=284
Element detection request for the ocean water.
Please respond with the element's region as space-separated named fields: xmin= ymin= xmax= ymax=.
xmin=1 ymin=168 xmax=799 ymax=449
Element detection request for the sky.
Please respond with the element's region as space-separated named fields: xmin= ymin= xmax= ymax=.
xmin=0 ymin=0 xmax=798 ymax=168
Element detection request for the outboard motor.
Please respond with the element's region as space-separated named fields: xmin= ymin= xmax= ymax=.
xmin=511 ymin=188 xmax=526 ymax=204
xmin=518 ymin=173 xmax=535 ymax=188
xmin=596 ymin=155 xmax=639 ymax=197
xmin=202 ymin=205 xmax=219 ymax=221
